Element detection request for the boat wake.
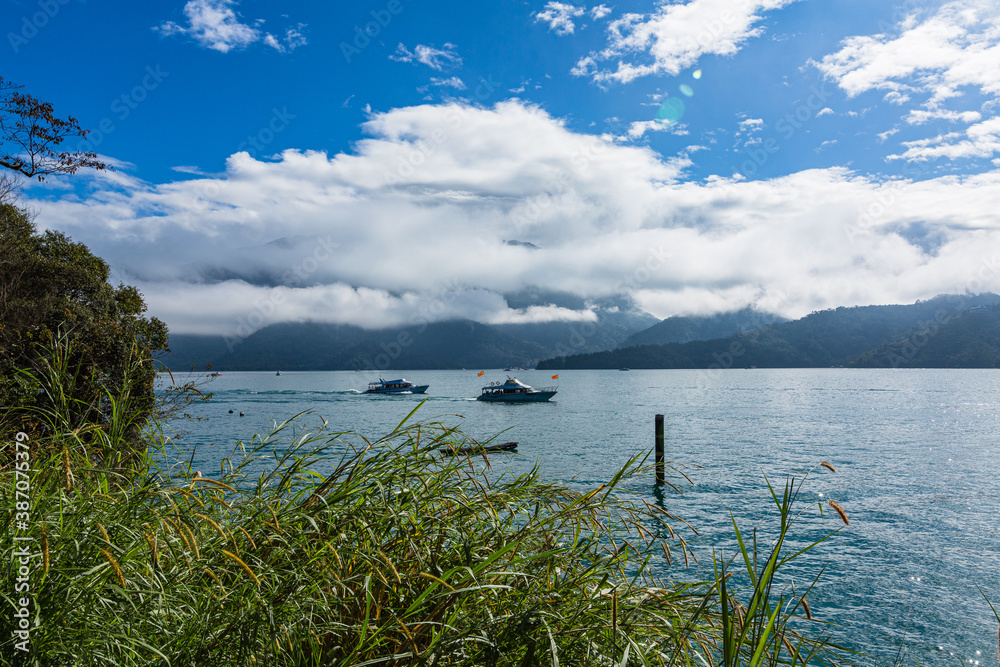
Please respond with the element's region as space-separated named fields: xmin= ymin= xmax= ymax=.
xmin=221 ymin=389 xmax=363 ymax=396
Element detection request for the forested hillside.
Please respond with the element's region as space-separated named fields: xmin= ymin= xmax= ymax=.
xmin=537 ymin=295 xmax=1000 ymax=370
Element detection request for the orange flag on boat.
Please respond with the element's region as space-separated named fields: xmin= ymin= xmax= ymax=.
xmin=477 ymin=371 xmax=485 ymax=377
xmin=551 ymin=374 xmax=559 ymax=379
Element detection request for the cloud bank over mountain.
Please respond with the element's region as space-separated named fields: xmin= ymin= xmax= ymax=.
xmin=29 ymin=99 xmax=1000 ymax=340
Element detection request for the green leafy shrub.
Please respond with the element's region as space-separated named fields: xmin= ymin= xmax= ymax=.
xmin=0 ymin=399 xmax=851 ymax=666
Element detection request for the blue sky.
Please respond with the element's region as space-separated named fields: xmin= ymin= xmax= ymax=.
xmin=6 ymin=0 xmax=1000 ymax=336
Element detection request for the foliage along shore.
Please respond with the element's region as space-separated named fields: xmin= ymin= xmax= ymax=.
xmin=0 ymin=342 xmax=855 ymax=665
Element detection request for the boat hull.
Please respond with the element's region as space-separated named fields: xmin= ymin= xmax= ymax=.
xmin=365 ymin=385 xmax=429 ymax=394
xmin=477 ymin=391 xmax=556 ymax=402
xmin=440 ymin=441 xmax=518 ymax=455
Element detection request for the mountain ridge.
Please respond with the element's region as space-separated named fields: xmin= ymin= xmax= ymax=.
xmin=536 ymin=294 xmax=1000 ymax=370
xmin=161 ymin=305 xmax=656 ymax=371
xmin=619 ymin=306 xmax=787 ymax=347
xmin=162 ymin=295 xmax=1000 ymax=372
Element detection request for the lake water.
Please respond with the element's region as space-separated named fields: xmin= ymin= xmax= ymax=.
xmin=162 ymin=368 xmax=1000 ymax=666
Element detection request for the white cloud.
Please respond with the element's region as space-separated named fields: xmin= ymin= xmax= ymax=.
xmin=284 ymin=26 xmax=307 ymax=50
xmin=734 ymin=117 xmax=764 ymax=147
xmin=815 ymin=1 xmax=1000 ymax=101
xmin=591 ymin=5 xmax=612 ymax=20
xmin=430 ymin=76 xmax=467 ymax=90
xmin=156 ymin=0 xmax=259 ymax=52
xmin=262 ymin=33 xmax=281 ymax=51
xmin=816 ymin=107 xmax=834 ymax=117
xmin=815 ymin=0 xmax=1000 ymax=159
xmin=570 ymin=55 xmax=597 ymax=78
xmin=625 ymin=118 xmax=690 ymax=139
xmin=878 ymin=128 xmax=900 ymax=142
xmin=155 ymin=0 xmax=304 ymax=53
xmin=484 ymin=305 xmax=599 ymax=325
xmin=391 ymin=43 xmax=463 ymax=70
xmin=138 ymin=282 xmax=598 ymax=334
xmin=264 ymin=26 xmax=307 ymax=53
xmin=535 ymin=2 xmax=586 ymax=36
xmin=883 ymin=91 xmax=911 ymax=105
xmin=172 ymin=165 xmax=211 ymax=176
xmin=889 ymin=116 xmax=1000 ymax=160
xmin=390 ymin=44 xmax=413 ymax=63
xmin=905 ymin=108 xmax=982 ymax=125
xmin=27 ymin=101 xmax=1000 ymax=336
xmin=574 ymin=0 xmax=802 ymax=83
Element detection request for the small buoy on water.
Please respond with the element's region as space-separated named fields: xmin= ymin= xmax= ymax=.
xmin=239 ymin=412 xmax=245 ymax=417
xmin=228 ymin=409 xmax=233 ymax=414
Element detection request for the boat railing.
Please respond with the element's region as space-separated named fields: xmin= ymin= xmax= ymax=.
xmin=481 ymin=385 xmax=556 ymax=394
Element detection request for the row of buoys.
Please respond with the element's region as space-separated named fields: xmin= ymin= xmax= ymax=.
xmin=228 ymin=409 xmax=245 ymax=416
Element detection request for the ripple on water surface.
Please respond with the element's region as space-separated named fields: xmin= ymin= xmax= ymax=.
xmin=161 ymin=368 xmax=1000 ymax=665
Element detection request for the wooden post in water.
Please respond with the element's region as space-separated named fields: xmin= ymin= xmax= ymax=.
xmin=655 ymin=414 xmax=665 ymax=484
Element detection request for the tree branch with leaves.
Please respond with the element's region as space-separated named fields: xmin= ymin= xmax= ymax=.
xmin=0 ymin=76 xmax=110 ymax=181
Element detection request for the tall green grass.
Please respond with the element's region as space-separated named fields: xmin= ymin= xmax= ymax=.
xmin=713 ymin=474 xmax=852 ymax=667
xmin=0 ymin=342 xmax=853 ymax=665
xmin=1 ymin=330 xmax=157 ymax=476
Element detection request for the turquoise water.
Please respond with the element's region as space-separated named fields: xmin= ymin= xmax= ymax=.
xmin=163 ymin=368 xmax=1000 ymax=666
